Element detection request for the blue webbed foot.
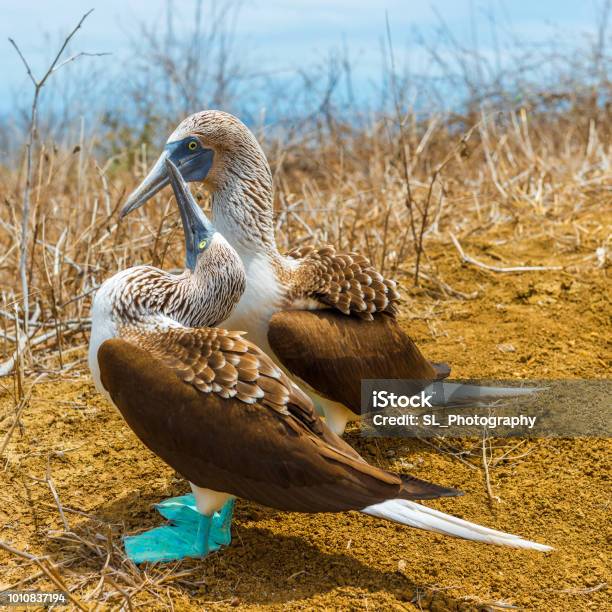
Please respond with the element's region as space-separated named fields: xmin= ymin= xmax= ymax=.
xmin=210 ymin=497 xmax=234 ymax=547
xmin=124 ymin=494 xmax=234 ymax=564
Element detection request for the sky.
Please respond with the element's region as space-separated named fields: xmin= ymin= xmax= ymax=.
xmin=0 ymin=0 xmax=605 ymax=118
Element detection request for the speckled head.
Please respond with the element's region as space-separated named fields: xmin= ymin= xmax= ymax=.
xmin=121 ymin=110 xmax=271 ymax=219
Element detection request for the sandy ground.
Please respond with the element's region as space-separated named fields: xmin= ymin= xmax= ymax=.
xmin=0 ymin=226 xmax=610 ymax=610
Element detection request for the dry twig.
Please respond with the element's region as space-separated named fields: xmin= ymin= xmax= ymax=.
xmin=450 ymin=233 xmax=563 ymax=273
xmin=8 ymin=9 xmax=107 ymax=336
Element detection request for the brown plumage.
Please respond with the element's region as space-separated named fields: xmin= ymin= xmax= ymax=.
xmin=98 ymin=327 xmax=460 ymax=513
xmin=285 ymin=244 xmax=400 ymax=319
xmin=268 ymin=310 xmax=449 ymax=412
xmin=103 ymin=248 xmax=244 ymax=330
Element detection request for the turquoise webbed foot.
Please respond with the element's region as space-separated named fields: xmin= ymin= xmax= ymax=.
xmin=210 ymin=496 xmax=234 ymax=546
xmin=124 ymin=494 xmax=235 ymax=564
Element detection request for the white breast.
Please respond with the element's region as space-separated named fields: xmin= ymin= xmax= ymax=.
xmin=88 ymin=272 xmax=127 ymax=397
xmin=222 ymin=252 xmax=283 ymax=353
xmin=88 ymin=268 xmax=182 ymax=397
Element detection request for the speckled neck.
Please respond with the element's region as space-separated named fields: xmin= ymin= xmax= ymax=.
xmin=211 ymin=159 xmax=279 ymax=262
xmin=106 ymin=236 xmax=246 ymax=330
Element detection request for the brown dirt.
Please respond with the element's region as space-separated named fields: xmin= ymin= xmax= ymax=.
xmin=0 ymin=223 xmax=610 ymax=611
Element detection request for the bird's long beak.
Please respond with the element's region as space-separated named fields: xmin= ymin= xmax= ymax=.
xmin=120 ymin=150 xmax=170 ymax=218
xmin=165 ymin=158 xmax=214 ymax=269
xmin=121 ymin=139 xmax=214 ymax=219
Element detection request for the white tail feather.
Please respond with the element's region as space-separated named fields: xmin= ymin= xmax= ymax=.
xmin=428 ymin=382 xmax=545 ymax=406
xmin=362 ymin=499 xmax=552 ymax=551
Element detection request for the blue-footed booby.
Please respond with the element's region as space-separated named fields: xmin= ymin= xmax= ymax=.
xmin=90 ymin=159 xmax=245 ymax=561
xmin=121 ymin=110 xmax=538 ymax=435
xmin=92 ymin=159 xmax=550 ymax=561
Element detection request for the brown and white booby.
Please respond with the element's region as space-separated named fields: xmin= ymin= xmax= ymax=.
xmin=90 ymin=158 xmax=551 ymax=562
xmin=121 ymin=110 xmax=536 ymax=435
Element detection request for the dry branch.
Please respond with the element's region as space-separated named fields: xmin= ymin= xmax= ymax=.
xmin=0 ymin=387 xmax=32 ymax=458
xmin=8 ymin=9 xmax=107 ymax=337
xmin=481 ymin=434 xmax=501 ymax=504
xmin=450 ymin=233 xmax=563 ymax=273
xmin=0 ymin=304 xmax=40 ymax=377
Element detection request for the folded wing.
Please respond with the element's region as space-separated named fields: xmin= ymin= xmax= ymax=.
xmin=268 ymin=310 xmax=448 ymax=413
xmin=97 ymin=326 xmax=459 ymax=513
xmin=286 ymin=245 xmax=400 ymax=319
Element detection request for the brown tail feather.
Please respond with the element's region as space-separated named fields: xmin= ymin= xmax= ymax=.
xmin=398 ymin=475 xmax=463 ymax=500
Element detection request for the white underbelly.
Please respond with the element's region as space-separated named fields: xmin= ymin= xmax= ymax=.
xmin=221 ymin=253 xmax=282 ymax=353
xmin=220 ymin=251 xmax=358 ymax=434
xmin=89 ymin=285 xmax=119 ymax=401
xmin=291 ymin=372 xmax=359 ymax=434
xmin=222 ymin=298 xmax=275 ymax=354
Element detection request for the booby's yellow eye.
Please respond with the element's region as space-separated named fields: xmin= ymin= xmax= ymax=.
xmin=188 ymin=140 xmax=198 ymax=151
xmin=198 ymin=239 xmax=207 ymax=250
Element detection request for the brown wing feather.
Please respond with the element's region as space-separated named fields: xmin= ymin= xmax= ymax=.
xmin=118 ymin=325 xmax=321 ymax=430
xmin=286 ymin=245 xmax=400 ymax=319
xmin=98 ymin=329 xmax=459 ymax=513
xmin=268 ymin=310 xmax=448 ymax=415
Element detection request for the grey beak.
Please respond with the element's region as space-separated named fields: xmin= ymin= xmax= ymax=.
xmin=165 ymin=158 xmax=214 ymax=270
xmin=120 ymin=150 xmax=170 ymax=218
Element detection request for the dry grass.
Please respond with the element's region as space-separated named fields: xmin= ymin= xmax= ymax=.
xmin=0 ymin=98 xmax=609 ymax=609
xmin=0 ymin=97 xmax=609 ymax=372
